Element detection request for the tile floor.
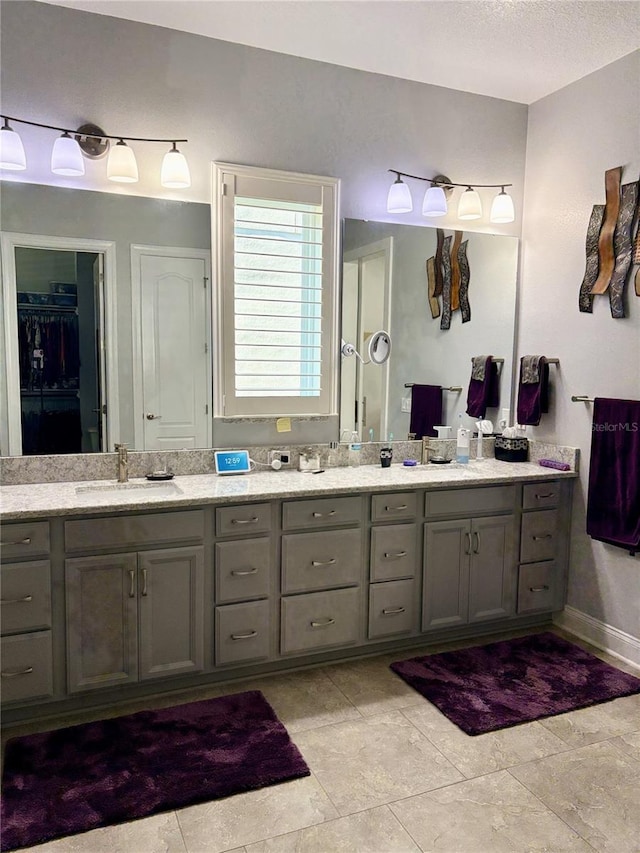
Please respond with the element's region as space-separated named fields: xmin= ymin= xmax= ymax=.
xmin=3 ymin=627 xmax=640 ymax=853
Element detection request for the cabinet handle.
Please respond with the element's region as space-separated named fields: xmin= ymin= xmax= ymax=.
xmin=141 ymin=568 xmax=148 ymax=596
xmin=384 ymin=551 xmax=407 ymax=559
xmin=231 ymin=630 xmax=258 ymax=640
xmin=385 ymin=505 xmax=408 ymax=512
xmin=311 ymin=558 xmax=337 ymax=567
xmin=128 ymin=569 xmax=136 ymax=598
xmin=310 ymin=618 xmax=335 ymax=628
xmin=0 ymin=537 xmax=31 ymax=546
xmin=1 ymin=595 xmax=33 ymax=605
xmin=532 ymin=534 xmax=553 ymax=541
xmin=464 ymin=532 xmax=471 ymax=556
xmin=535 ymin=492 xmax=555 ymax=500
xmin=529 ymin=585 xmax=550 ymax=592
xmin=312 ymin=510 xmax=337 ymax=518
xmin=473 ymin=531 xmax=480 ymax=554
xmin=231 ymin=517 xmax=259 ymax=525
xmin=231 ymin=568 xmax=258 ymax=577
xmin=382 ymin=606 xmax=406 ymax=616
xmin=2 ymin=667 xmax=34 ymax=678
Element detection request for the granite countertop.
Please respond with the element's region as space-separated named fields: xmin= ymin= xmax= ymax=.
xmin=0 ymin=459 xmax=577 ymax=520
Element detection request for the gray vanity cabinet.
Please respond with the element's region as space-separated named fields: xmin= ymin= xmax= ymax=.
xmin=65 ymin=546 xmax=204 ymax=693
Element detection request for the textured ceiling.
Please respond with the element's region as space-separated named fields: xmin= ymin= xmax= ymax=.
xmin=41 ymin=0 xmax=640 ymax=103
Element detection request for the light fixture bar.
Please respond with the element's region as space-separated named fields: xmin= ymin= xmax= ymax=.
xmin=388 ymin=169 xmax=512 ymax=189
xmin=0 ymin=114 xmax=187 ymax=145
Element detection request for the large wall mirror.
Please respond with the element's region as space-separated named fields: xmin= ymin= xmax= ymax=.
xmin=341 ymin=219 xmax=519 ymax=442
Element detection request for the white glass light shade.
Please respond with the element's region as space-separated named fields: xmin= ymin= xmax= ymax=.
xmin=422 ymin=185 xmax=447 ymax=217
xmin=458 ymin=187 xmax=482 ymax=220
xmin=0 ymin=125 xmax=27 ymax=170
xmin=490 ymin=189 xmax=515 ymax=224
xmin=107 ymin=140 xmax=138 ymax=183
xmin=161 ymin=145 xmax=191 ymax=188
xmin=387 ymin=178 xmax=412 ymax=213
xmin=51 ymin=133 xmax=85 ymax=176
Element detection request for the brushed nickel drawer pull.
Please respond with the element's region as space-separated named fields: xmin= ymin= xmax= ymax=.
xmin=529 ymin=585 xmax=550 ymax=592
xmin=128 ymin=569 xmax=136 ymax=598
xmin=2 ymin=667 xmax=34 ymax=678
xmin=473 ymin=531 xmax=480 ymax=554
xmin=312 ymin=510 xmax=337 ymax=518
xmin=231 ymin=517 xmax=259 ymax=525
xmin=231 ymin=568 xmax=258 ymax=577
xmin=382 ymin=606 xmax=406 ymax=616
xmin=464 ymin=532 xmax=471 ymax=556
xmin=532 ymin=534 xmax=553 ymax=541
xmin=310 ymin=618 xmax=335 ymax=628
xmin=311 ymin=558 xmax=337 ymax=567
xmin=385 ymin=504 xmax=408 ymax=511
xmin=1 ymin=595 xmax=33 ymax=605
xmin=1 ymin=537 xmax=32 ymax=546
xmin=384 ymin=551 xmax=407 ymax=559
xmin=141 ymin=568 xmax=148 ymax=596
xmin=535 ymin=492 xmax=555 ymax=500
xmin=231 ymin=630 xmax=258 ymax=640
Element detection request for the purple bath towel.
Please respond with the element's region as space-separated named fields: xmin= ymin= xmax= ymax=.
xmin=516 ymin=355 xmax=549 ymax=425
xmin=466 ymin=356 xmax=500 ymax=418
xmin=587 ymin=397 xmax=640 ymax=553
xmin=409 ymin=384 xmax=442 ymax=438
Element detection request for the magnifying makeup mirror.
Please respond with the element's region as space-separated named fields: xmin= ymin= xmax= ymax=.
xmin=341 ymin=330 xmax=392 ymax=366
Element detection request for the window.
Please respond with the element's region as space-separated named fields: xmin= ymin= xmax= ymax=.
xmin=213 ymin=163 xmax=339 ymax=417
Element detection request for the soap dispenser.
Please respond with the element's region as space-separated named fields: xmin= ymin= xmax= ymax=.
xmin=456 ymin=414 xmax=470 ymax=464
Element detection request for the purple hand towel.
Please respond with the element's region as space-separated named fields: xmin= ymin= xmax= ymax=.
xmin=587 ymin=397 xmax=640 ymax=552
xmin=409 ymin=384 xmax=442 ymax=439
xmin=466 ymin=356 xmax=500 ymax=418
xmin=516 ymin=356 xmax=549 ymax=425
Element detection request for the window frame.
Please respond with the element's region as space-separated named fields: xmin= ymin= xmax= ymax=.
xmin=212 ymin=162 xmax=340 ymax=418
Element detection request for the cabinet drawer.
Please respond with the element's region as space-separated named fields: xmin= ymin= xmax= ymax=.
xmin=371 ymin=492 xmax=417 ymax=523
xmin=518 ymin=562 xmax=556 ymax=613
xmin=425 ymin=486 xmax=516 ymax=518
xmin=368 ymin=579 xmax=415 ymax=640
xmin=215 ymin=600 xmax=270 ymax=666
xmin=0 ymin=521 xmax=50 ymax=561
xmin=282 ymin=528 xmax=361 ymax=593
xmin=281 ymin=587 xmax=359 ymax=654
xmin=1 ymin=631 xmax=53 ymax=704
xmin=520 ymin=510 xmax=558 ymax=563
xmin=282 ymin=496 xmax=361 ymax=531
xmin=65 ymin=510 xmax=204 ymax=553
xmin=216 ymin=503 xmax=272 ymax=537
xmin=370 ymin=525 xmax=417 ymax=581
xmin=522 ymin=482 xmax=560 ymax=510
xmin=0 ymin=561 xmax=51 ymax=635
xmin=215 ymin=538 xmax=271 ymax=603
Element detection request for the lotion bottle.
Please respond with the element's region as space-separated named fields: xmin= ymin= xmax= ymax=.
xmin=348 ymin=431 xmax=362 ymax=467
xmin=456 ymin=414 xmax=470 ymax=464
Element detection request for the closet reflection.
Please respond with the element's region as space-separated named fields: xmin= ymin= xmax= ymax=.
xmin=15 ymin=246 xmax=105 ymax=454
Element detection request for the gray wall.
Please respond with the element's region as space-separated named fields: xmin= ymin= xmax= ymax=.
xmin=519 ymin=51 xmax=640 ymax=643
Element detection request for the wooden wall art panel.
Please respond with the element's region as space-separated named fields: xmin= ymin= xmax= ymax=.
xmin=458 ymin=240 xmax=471 ymax=324
xmin=608 ymin=181 xmax=639 ymax=319
xmin=440 ymin=235 xmax=453 ymax=331
xmin=590 ymin=166 xmax=622 ymax=295
xmin=578 ymin=204 xmax=606 ymax=313
xmin=450 ymin=231 xmax=463 ymax=311
xmin=426 ymin=256 xmax=440 ymax=318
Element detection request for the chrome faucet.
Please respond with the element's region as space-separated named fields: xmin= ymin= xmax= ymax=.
xmin=114 ymin=443 xmax=129 ymax=483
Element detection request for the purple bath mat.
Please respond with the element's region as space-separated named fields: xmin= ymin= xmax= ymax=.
xmin=1 ymin=690 xmax=309 ymax=851
xmin=390 ymin=632 xmax=640 ymax=736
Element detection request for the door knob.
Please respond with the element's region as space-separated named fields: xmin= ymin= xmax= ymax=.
xmin=146 ymin=413 xmax=162 ymax=420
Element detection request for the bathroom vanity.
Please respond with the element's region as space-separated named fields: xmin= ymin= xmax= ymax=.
xmin=0 ymin=462 xmax=575 ymax=723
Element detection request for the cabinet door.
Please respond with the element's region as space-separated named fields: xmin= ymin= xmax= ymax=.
xmin=138 ymin=547 xmax=204 ymax=680
xmin=468 ymin=515 xmax=515 ymax=622
xmin=422 ymin=520 xmax=470 ymax=630
xmin=65 ymin=553 xmax=138 ymax=693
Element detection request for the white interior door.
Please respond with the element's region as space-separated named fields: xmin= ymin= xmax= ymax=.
xmin=139 ymin=253 xmax=210 ymax=450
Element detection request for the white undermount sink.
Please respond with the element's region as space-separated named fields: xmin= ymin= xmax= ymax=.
xmin=75 ymin=480 xmax=183 ymax=498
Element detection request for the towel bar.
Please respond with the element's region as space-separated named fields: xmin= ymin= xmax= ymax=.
xmin=571 ymin=395 xmax=594 ymax=403
xmin=404 ymin=384 xmax=462 ymax=392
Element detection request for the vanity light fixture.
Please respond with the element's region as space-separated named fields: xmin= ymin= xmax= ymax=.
xmin=0 ymin=115 xmax=190 ymax=189
xmin=386 ymin=169 xmax=515 ymax=224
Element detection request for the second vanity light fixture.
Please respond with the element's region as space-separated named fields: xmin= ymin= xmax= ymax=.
xmin=386 ymin=170 xmax=515 ymax=224
xmin=0 ymin=116 xmax=191 ymax=188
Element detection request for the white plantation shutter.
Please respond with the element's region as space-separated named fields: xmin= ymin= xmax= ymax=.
xmin=214 ymin=165 xmax=339 ymax=417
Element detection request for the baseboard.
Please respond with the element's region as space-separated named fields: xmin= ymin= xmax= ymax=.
xmin=553 ymin=606 xmax=640 ymax=669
